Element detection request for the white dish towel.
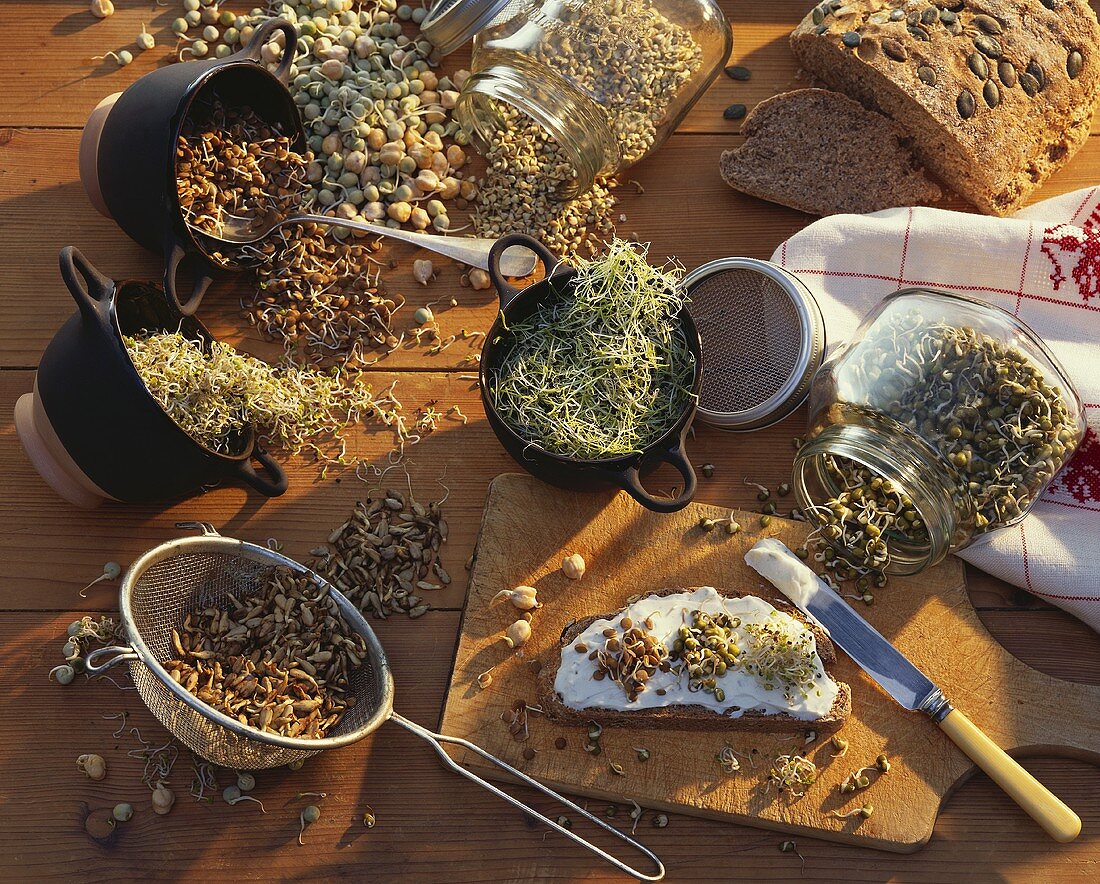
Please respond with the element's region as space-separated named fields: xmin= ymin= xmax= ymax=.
xmin=772 ymin=187 xmax=1100 ymax=630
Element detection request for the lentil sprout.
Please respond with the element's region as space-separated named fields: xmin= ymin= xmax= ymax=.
xmin=489 ymin=239 xmax=696 ymax=460
xmin=176 ymin=98 xmax=311 ymax=241
xmin=841 ymin=315 xmax=1080 ymax=532
xmin=807 ymin=312 xmax=1080 ymax=574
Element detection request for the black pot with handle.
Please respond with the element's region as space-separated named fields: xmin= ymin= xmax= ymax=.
xmin=480 ymin=234 xmax=701 ymax=513
xmin=78 ymin=18 xmax=303 ymax=316
xmin=14 ymin=248 xmax=288 ymax=508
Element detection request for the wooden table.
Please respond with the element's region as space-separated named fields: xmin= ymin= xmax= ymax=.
xmin=2 ymin=2 xmax=1097 ymax=880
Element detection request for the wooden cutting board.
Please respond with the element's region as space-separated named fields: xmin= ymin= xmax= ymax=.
xmin=439 ymin=474 xmax=1100 ymax=851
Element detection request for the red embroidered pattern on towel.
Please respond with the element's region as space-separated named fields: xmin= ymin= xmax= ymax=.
xmin=1045 ymin=427 xmax=1100 ymax=506
xmin=1041 ymin=205 xmax=1100 ymax=302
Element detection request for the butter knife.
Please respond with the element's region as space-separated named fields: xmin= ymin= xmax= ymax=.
xmin=745 ymin=538 xmax=1081 ymax=843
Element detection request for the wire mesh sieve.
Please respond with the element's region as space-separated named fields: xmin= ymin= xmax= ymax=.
xmin=85 ymin=523 xmax=664 ymax=880
xmin=684 ymin=258 xmax=824 ymax=431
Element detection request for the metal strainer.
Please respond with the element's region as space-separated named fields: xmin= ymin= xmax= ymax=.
xmin=86 ymin=523 xmax=663 ymax=881
xmin=684 ymin=258 xmax=825 ymax=431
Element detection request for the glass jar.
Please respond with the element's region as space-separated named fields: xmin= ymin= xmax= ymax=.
xmin=423 ymin=0 xmax=731 ymax=197
xmin=793 ymin=289 xmax=1085 ymax=576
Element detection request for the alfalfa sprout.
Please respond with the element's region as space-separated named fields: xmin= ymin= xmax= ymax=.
xmin=123 ymin=331 xmax=405 ymax=464
xmin=489 ymin=239 xmax=695 ymax=460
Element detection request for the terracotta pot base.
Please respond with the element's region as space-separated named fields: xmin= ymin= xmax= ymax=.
xmin=15 ymin=379 xmax=113 ymax=509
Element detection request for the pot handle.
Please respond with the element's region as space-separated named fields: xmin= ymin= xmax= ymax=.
xmin=59 ymin=246 xmax=114 ymax=323
xmin=234 ymin=447 xmax=289 ymax=497
xmin=487 ymin=233 xmax=568 ymax=310
xmin=164 ymin=240 xmax=217 ymax=316
xmin=612 ymin=424 xmax=697 ymax=513
xmin=238 ymin=18 xmax=298 ymax=83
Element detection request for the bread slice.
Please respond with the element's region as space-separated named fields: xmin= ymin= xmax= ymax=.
xmin=719 ymin=89 xmax=942 ymax=216
xmin=537 ymin=587 xmax=852 ymax=733
xmin=790 ymin=0 xmax=1100 ymax=215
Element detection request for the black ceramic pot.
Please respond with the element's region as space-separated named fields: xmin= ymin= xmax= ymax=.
xmin=79 ymin=19 xmax=304 ymax=316
xmin=14 ymin=248 xmax=288 ymax=508
xmin=480 ymin=234 xmax=701 ymax=513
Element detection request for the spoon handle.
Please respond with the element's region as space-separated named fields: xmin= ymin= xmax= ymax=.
xmin=282 ymin=214 xmax=535 ymax=277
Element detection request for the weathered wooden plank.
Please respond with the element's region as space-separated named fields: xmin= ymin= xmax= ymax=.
xmin=4 ymin=1 xmax=1099 ymax=136
xmin=2 ymin=128 xmax=1100 ymax=368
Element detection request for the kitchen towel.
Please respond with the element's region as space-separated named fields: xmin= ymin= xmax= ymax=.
xmin=773 ymin=186 xmax=1100 ymax=630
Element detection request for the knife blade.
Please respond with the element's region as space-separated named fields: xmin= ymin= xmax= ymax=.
xmin=744 ymin=537 xmax=1081 ymax=843
xmin=744 ymin=538 xmax=946 ymax=715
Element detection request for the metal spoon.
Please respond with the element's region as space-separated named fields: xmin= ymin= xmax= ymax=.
xmin=194 ymin=212 xmax=537 ymax=277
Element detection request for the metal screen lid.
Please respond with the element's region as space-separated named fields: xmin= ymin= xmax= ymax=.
xmin=422 ymin=0 xmax=514 ymax=55
xmin=684 ymin=258 xmax=824 ymax=432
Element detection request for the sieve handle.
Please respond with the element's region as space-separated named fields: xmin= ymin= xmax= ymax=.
xmin=390 ymin=712 xmax=665 ymax=881
xmin=85 ymin=645 xmax=140 ymax=675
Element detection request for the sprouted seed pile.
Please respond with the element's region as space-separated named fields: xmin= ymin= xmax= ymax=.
xmin=176 ymin=98 xmax=311 ymax=245
xmin=311 ymin=489 xmax=449 ymax=619
xmin=172 ymin=1 xmax=477 ymax=365
xmin=510 ymin=0 xmax=703 ymax=166
xmin=162 ymin=566 xmax=368 ymax=739
xmin=845 ymin=316 xmax=1080 ymax=529
xmin=489 ymin=239 xmax=696 ymax=460
xmin=807 ymin=455 xmax=928 ymax=576
xmin=247 ymin=223 xmax=401 ymax=366
xmin=590 ymin=618 xmax=669 ymax=702
xmin=473 ymin=104 xmax=618 ymax=258
xmin=768 ymin=753 xmax=817 ymax=797
xmin=124 ymin=331 xmax=403 ymax=462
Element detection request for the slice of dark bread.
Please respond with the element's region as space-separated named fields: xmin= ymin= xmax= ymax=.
xmin=719 ymin=88 xmax=942 ymax=216
xmin=536 ymin=586 xmax=852 ymax=733
xmin=790 ymin=0 xmax=1100 ymax=216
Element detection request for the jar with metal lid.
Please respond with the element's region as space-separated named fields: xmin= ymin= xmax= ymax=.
xmin=792 ymin=289 xmax=1085 ymax=576
xmin=423 ymin=0 xmax=731 ymax=197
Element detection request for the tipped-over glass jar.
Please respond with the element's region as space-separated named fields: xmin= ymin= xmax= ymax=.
xmin=423 ymin=0 xmax=731 ymax=197
xmin=793 ymin=289 xmax=1085 ymax=576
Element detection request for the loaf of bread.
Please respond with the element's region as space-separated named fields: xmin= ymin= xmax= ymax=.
xmin=720 ymin=88 xmax=942 ymax=215
xmin=790 ymin=0 xmax=1100 ymax=215
xmin=537 ymin=586 xmax=852 ymax=733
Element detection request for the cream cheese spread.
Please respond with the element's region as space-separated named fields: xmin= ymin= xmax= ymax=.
xmin=744 ymin=538 xmax=823 ymax=613
xmin=553 ymin=587 xmax=838 ymax=720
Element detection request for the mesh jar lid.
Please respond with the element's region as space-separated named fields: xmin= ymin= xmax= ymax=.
xmin=684 ymin=258 xmax=825 ymax=432
xmin=421 ymin=0 xmax=514 ymax=56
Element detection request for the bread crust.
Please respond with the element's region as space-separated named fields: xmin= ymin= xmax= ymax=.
xmin=790 ymin=0 xmax=1100 ymax=215
xmin=720 ymin=88 xmax=942 ymax=215
xmin=536 ymin=587 xmax=852 ymax=733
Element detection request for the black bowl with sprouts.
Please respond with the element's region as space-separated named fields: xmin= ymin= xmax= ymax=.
xmin=15 ymin=248 xmax=287 ymax=508
xmin=79 ymin=18 xmax=302 ymax=316
xmin=481 ymin=234 xmax=701 ymax=513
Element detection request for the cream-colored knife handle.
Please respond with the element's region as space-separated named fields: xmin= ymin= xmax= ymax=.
xmin=938 ymin=708 xmax=1081 ymax=842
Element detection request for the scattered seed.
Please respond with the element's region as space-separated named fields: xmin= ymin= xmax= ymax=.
xmin=724 ymin=65 xmax=751 ymax=81
xmin=723 ymin=104 xmax=747 ymax=120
